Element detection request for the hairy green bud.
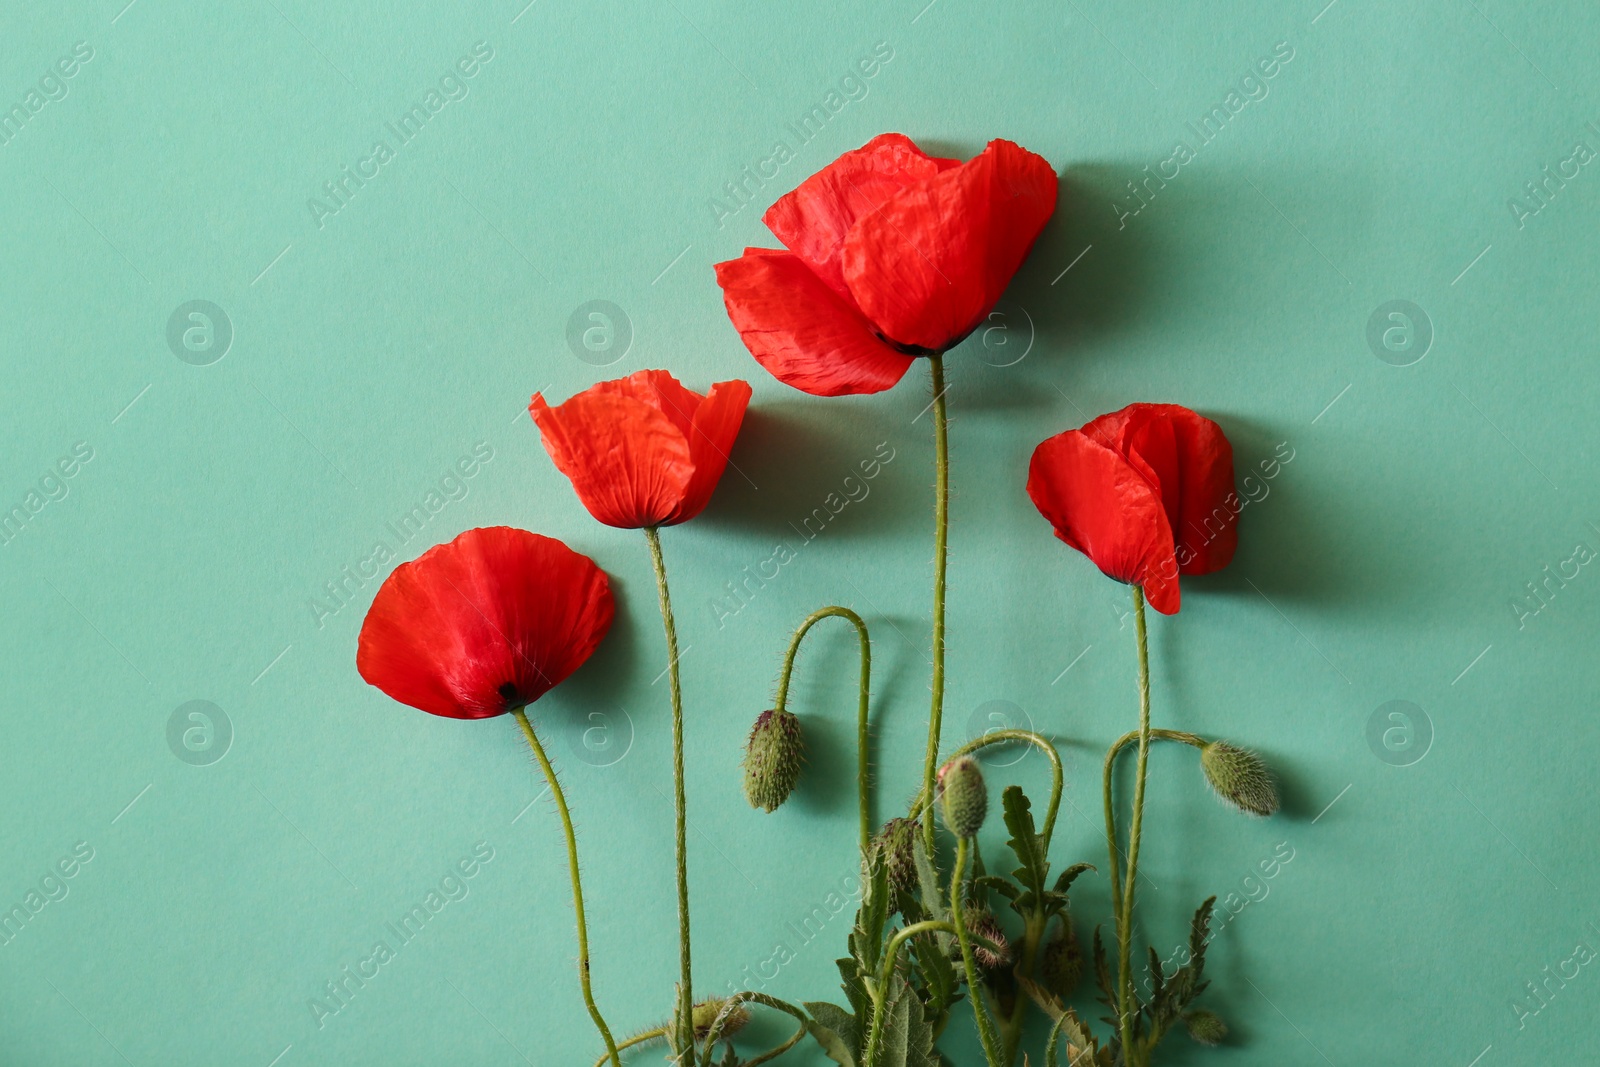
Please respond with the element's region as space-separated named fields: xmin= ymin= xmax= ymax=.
xmin=939 ymin=755 xmax=988 ymax=836
xmin=1183 ymin=1009 xmax=1227 ymax=1046
xmin=874 ymin=817 xmax=918 ymax=895
xmin=1040 ymin=918 xmax=1083 ymax=997
xmin=742 ymin=709 xmax=804 ymax=812
xmin=1199 ymin=741 xmax=1279 ymax=817
xmin=692 ymin=997 xmax=751 ymax=1039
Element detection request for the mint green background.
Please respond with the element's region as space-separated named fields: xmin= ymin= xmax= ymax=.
xmin=3 ymin=0 xmax=1597 ymax=1063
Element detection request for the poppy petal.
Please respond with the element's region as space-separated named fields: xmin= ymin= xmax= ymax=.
xmin=669 ymin=378 xmax=753 ymax=525
xmin=531 ymin=390 xmax=694 ymax=528
xmin=715 ymin=248 xmax=916 ymax=396
xmin=763 ymin=132 xmax=956 ymax=298
xmin=587 ymin=369 xmax=702 ymax=440
xmin=841 ymin=139 xmax=1058 ymax=351
xmin=1026 ymin=431 xmax=1181 ymax=614
xmin=1083 ymin=404 xmax=1237 ymax=575
xmin=357 ymin=527 xmax=614 ymax=719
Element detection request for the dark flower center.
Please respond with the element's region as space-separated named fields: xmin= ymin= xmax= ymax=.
xmin=497 ymin=682 xmax=520 ymax=703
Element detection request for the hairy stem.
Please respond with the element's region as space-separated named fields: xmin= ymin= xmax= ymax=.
xmin=773 ymin=606 xmax=873 ymax=856
xmin=1113 ymin=587 xmax=1152 ymax=1062
xmin=513 ymin=709 xmax=622 ymax=1067
xmin=697 ymin=992 xmax=810 ymax=1067
xmin=644 ymin=526 xmax=693 ymax=1057
xmin=919 ymin=353 xmax=951 ymax=854
xmin=952 ymin=836 xmax=1005 ymax=1066
xmin=592 ymin=1028 xmax=667 ymax=1067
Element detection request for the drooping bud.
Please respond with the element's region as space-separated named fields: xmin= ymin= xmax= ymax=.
xmin=966 ymin=910 xmax=1012 ymax=971
xmin=874 ymin=817 xmax=918 ymax=895
xmin=692 ymin=997 xmax=751 ymax=1039
xmin=742 ymin=709 xmax=804 ymax=812
xmin=938 ymin=755 xmax=987 ymax=837
xmin=1040 ymin=919 xmax=1083 ymax=997
xmin=1199 ymin=742 xmax=1278 ymax=817
xmin=1183 ymin=1009 xmax=1227 ymax=1046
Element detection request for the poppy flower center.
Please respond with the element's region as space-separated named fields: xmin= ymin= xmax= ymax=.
xmin=497 ymin=681 xmax=520 ymax=704
xmin=874 ymin=331 xmax=944 ymax=357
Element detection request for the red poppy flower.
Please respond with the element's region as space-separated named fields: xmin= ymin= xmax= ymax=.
xmin=530 ymin=370 xmax=752 ymax=529
xmin=1026 ymin=404 xmax=1237 ymax=615
xmin=714 ymin=133 xmax=1058 ymax=396
xmin=356 ymin=526 xmax=614 ymax=719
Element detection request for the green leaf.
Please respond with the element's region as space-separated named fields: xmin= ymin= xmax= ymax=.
xmin=1091 ymin=925 xmax=1115 ymax=1011
xmin=1002 ymin=786 xmax=1050 ymax=903
xmin=805 ymin=1001 xmax=860 ymax=1067
xmin=973 ymin=875 xmax=1020 ymax=902
xmin=879 ymin=979 xmax=912 ymax=1067
xmin=911 ymin=934 xmax=959 ymax=1026
xmin=836 ymin=958 xmax=872 ymax=1027
xmin=1188 ymin=896 xmax=1217 ymax=983
xmin=1053 ymin=863 xmax=1095 ymax=895
xmin=1044 ymin=1008 xmax=1098 ymax=1067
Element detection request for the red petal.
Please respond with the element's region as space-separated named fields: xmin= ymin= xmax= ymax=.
xmin=356 ymin=527 xmax=614 ymax=719
xmin=715 ymin=248 xmax=916 ymax=396
xmin=763 ymin=133 xmax=956 ymax=298
xmin=1083 ymin=404 xmax=1237 ymax=575
xmin=1026 ymin=431 xmax=1181 ymax=614
xmin=531 ymin=388 xmax=693 ymax=528
xmin=841 ymin=139 xmax=1058 ymax=351
xmin=586 ymin=369 xmax=703 ymax=439
xmin=669 ymin=378 xmax=752 ymax=525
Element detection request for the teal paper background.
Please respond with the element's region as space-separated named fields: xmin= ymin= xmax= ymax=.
xmin=2 ymin=0 xmax=1597 ymax=1063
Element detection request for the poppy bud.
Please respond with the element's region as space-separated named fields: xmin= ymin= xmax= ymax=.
xmin=1199 ymin=742 xmax=1278 ymax=817
xmin=692 ymin=997 xmax=751 ymax=1039
xmin=742 ymin=709 xmax=804 ymax=812
xmin=938 ymin=756 xmax=988 ymax=837
xmin=966 ymin=910 xmax=1012 ymax=971
xmin=1183 ymin=1009 xmax=1227 ymax=1046
xmin=874 ymin=817 xmax=918 ymax=895
xmin=1040 ymin=920 xmax=1083 ymax=997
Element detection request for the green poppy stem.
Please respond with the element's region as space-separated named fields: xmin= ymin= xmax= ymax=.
xmin=644 ymin=525 xmax=693 ymax=1058
xmin=919 ymin=353 xmax=951 ymax=854
xmin=772 ymin=605 xmax=873 ymax=856
xmin=1111 ymin=586 xmax=1152 ymax=1062
xmin=512 ymin=708 xmax=622 ymax=1067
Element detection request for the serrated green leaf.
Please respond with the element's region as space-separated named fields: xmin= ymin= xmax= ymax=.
xmin=911 ymin=934 xmax=958 ymax=1026
xmin=1091 ymin=926 xmax=1115 ymax=1011
xmin=879 ymin=978 xmax=912 ymax=1067
xmin=835 ymin=958 xmax=872 ymax=1025
xmin=1053 ymin=863 xmax=1095 ymax=894
xmin=805 ymin=1001 xmax=860 ymax=1067
xmin=1188 ymin=896 xmax=1216 ymax=982
xmin=974 ymin=875 xmax=1020 ymax=901
xmin=1002 ymin=786 xmax=1050 ymax=901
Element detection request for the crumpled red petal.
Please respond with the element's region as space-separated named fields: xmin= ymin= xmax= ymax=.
xmin=1026 ymin=432 xmax=1182 ymax=614
xmin=356 ymin=526 xmax=614 ymax=719
xmin=1082 ymin=404 xmax=1237 ymax=575
xmin=714 ymin=248 xmax=915 ymax=396
xmin=531 ymin=389 xmax=693 ymax=528
xmin=841 ymin=139 xmax=1058 ymax=352
xmin=762 ymin=132 xmax=957 ymax=299
xmin=670 ymin=379 xmax=753 ymax=524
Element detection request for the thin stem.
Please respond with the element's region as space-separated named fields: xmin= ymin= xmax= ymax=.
xmin=919 ymin=352 xmax=951 ymax=854
xmin=513 ymin=708 xmax=622 ymax=1067
xmin=906 ymin=729 xmax=1063 ymax=849
xmin=862 ymin=918 xmax=1002 ymax=1065
xmin=1101 ymin=729 xmax=1204 ymax=917
xmin=773 ymin=606 xmax=873 ymax=856
xmin=951 ymin=837 xmax=1005 ymax=1066
xmin=1114 ymin=587 xmax=1152 ymax=1061
xmin=592 ymin=1029 xmax=667 ymax=1067
xmin=697 ymin=992 xmax=811 ymax=1067
xmin=644 ymin=526 xmax=693 ymax=1058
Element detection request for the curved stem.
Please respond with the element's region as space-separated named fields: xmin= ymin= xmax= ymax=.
xmin=698 ymin=992 xmax=810 ymax=1067
xmin=513 ymin=709 xmax=622 ymax=1067
xmin=906 ymin=729 xmax=1063 ymax=849
xmin=951 ymin=837 xmax=1005 ymax=1066
xmin=1101 ymin=729 xmax=1204 ymax=919
xmin=919 ymin=352 xmax=951 ymax=854
xmin=592 ymin=1028 xmax=667 ymax=1067
xmin=863 ymin=918 xmax=985 ymax=1065
xmin=644 ymin=526 xmax=693 ymax=1057
xmin=1114 ymin=587 xmax=1151 ymax=1062
xmin=773 ymin=606 xmax=873 ymax=856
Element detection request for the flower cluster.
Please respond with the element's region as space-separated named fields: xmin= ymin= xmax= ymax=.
xmin=354 ymin=131 xmax=1280 ymax=1067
